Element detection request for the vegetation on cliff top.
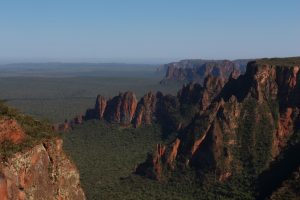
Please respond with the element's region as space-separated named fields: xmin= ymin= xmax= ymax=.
xmin=255 ymin=57 xmax=300 ymax=66
xmin=0 ymin=100 xmax=57 ymax=158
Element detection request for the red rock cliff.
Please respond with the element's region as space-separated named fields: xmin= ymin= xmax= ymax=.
xmin=133 ymin=92 xmax=157 ymax=128
xmin=0 ymin=138 xmax=85 ymax=200
xmin=104 ymin=91 xmax=138 ymax=125
xmin=136 ymin=58 xmax=300 ymax=181
xmin=95 ymin=95 xmax=107 ymax=119
xmin=160 ymin=59 xmax=249 ymax=84
xmin=0 ymin=104 xmax=86 ymax=200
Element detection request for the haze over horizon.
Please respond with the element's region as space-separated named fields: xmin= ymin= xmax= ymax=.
xmin=1 ymin=0 xmax=300 ymax=63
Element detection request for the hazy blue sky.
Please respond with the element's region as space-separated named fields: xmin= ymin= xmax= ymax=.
xmin=0 ymin=0 xmax=299 ymax=63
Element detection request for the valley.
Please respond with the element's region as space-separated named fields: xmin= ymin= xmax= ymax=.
xmin=0 ymin=74 xmax=180 ymax=123
xmin=1 ymin=1 xmax=299 ymax=199
xmin=1 ymin=58 xmax=300 ymax=200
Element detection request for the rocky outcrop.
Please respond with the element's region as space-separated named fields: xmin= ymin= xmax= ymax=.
xmin=0 ymin=118 xmax=26 ymax=144
xmin=200 ymin=75 xmax=226 ymax=110
xmin=133 ymin=92 xmax=157 ymax=128
xmin=219 ymin=61 xmax=300 ymax=155
xmin=54 ymin=60 xmax=248 ymax=131
xmin=52 ymin=115 xmax=84 ymax=132
xmin=249 ymin=63 xmax=300 ymax=155
xmin=104 ymin=92 xmax=138 ymax=125
xmin=0 ymin=138 xmax=85 ymax=200
xmin=136 ymin=57 xmax=300 ymax=182
xmin=0 ymin=104 xmax=86 ymax=200
xmin=135 ymin=143 xmax=166 ymax=180
xmin=95 ymin=95 xmax=107 ymax=119
xmin=160 ymin=59 xmax=250 ymax=85
xmin=78 ymin=73 xmax=227 ymax=132
xmin=80 ymin=92 xmax=144 ymax=127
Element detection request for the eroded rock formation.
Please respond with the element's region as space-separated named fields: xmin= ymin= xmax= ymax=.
xmin=83 ymin=91 xmax=161 ymax=128
xmin=95 ymin=95 xmax=107 ymax=119
xmin=104 ymin=91 xmax=138 ymax=125
xmin=0 ymin=138 xmax=85 ymax=200
xmin=78 ymin=71 xmax=229 ymax=132
xmin=160 ymin=59 xmax=250 ymax=84
xmin=0 ymin=104 xmax=86 ymax=200
xmin=136 ymin=58 xmax=300 ymax=182
xmin=133 ymin=92 xmax=157 ymax=128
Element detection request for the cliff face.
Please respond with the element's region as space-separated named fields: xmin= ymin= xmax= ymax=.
xmin=95 ymin=95 xmax=107 ymax=119
xmin=0 ymin=103 xmax=86 ymax=200
xmin=81 ymin=71 xmax=227 ymax=131
xmin=104 ymin=91 xmax=138 ymax=124
xmin=133 ymin=92 xmax=157 ymax=128
xmin=136 ymin=58 xmax=300 ymax=184
xmin=59 ymin=59 xmax=299 ymax=182
xmin=83 ymin=92 xmax=138 ymax=126
xmin=0 ymin=139 xmax=85 ymax=200
xmin=160 ymin=59 xmax=250 ymax=85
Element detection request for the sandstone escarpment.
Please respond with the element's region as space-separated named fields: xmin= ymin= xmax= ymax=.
xmin=54 ymin=91 xmax=140 ymax=130
xmin=66 ymin=62 xmax=231 ymax=131
xmin=248 ymin=62 xmax=300 ymax=155
xmin=104 ymin=91 xmax=138 ymax=125
xmin=219 ymin=60 xmax=300 ymax=155
xmin=0 ymin=102 xmax=86 ymax=200
xmin=200 ymin=75 xmax=226 ymax=110
xmin=81 ymin=91 xmax=152 ymax=128
xmin=160 ymin=59 xmax=250 ymax=85
xmin=80 ymin=71 xmax=229 ymax=132
xmin=0 ymin=138 xmax=85 ymax=200
xmin=133 ymin=92 xmax=157 ymax=128
xmin=136 ymin=58 xmax=300 ymax=182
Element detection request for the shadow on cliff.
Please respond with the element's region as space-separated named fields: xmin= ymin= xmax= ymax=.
xmin=256 ymin=133 xmax=300 ymax=200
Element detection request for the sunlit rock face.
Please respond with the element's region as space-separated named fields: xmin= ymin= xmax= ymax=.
xmin=136 ymin=58 xmax=300 ymax=181
xmin=95 ymin=95 xmax=107 ymax=119
xmin=133 ymin=92 xmax=157 ymax=128
xmin=0 ymin=138 xmax=86 ymax=200
xmin=104 ymin=91 xmax=138 ymax=125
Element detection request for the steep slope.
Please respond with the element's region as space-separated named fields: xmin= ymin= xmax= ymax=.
xmin=269 ymin=167 xmax=300 ymax=200
xmin=135 ymin=57 xmax=300 ymax=199
xmin=85 ymin=92 xmax=137 ymax=125
xmin=256 ymin=129 xmax=300 ymax=200
xmin=0 ymin=101 xmax=85 ymax=200
xmin=49 ymin=57 xmax=300 ymax=199
xmin=80 ymin=73 xmax=225 ymax=133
